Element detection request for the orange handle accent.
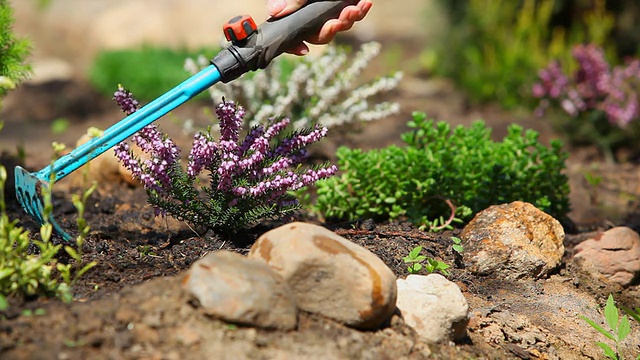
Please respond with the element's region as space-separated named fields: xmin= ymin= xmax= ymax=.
xmin=223 ymin=15 xmax=258 ymax=43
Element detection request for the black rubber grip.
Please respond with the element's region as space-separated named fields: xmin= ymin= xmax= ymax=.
xmin=212 ymin=0 xmax=359 ymax=82
xmin=258 ymin=0 xmax=359 ymax=65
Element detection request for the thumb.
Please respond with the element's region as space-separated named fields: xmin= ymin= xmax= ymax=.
xmin=266 ymin=0 xmax=307 ymax=17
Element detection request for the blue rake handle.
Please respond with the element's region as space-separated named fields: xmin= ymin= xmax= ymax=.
xmin=34 ymin=65 xmax=222 ymax=182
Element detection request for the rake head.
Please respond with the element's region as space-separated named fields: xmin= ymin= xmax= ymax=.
xmin=14 ymin=166 xmax=73 ymax=241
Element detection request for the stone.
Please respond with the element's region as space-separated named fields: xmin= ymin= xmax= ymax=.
xmin=248 ymin=222 xmax=397 ymax=330
xmin=573 ymin=226 xmax=640 ymax=286
xmin=182 ymin=251 xmax=297 ymax=330
xmin=460 ymin=201 xmax=565 ymax=280
xmin=395 ymin=274 xmax=469 ymax=343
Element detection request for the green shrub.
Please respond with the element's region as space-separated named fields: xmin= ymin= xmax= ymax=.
xmin=0 ymin=138 xmax=96 ymax=308
xmin=430 ymin=0 xmax=615 ymax=109
xmin=88 ymin=45 xmax=219 ymax=101
xmin=312 ymin=112 xmax=570 ymax=229
xmin=0 ymin=163 xmax=69 ymax=304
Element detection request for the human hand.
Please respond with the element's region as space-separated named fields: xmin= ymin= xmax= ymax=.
xmin=266 ymin=0 xmax=373 ymax=55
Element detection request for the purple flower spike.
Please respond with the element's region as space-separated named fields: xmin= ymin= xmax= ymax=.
xmin=113 ymin=85 xmax=140 ymax=115
xmin=216 ymin=100 xmax=244 ymax=143
xmin=188 ymin=132 xmax=218 ymax=177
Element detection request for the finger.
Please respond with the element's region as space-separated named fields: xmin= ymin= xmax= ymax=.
xmin=266 ymin=0 xmax=307 ymax=17
xmin=284 ymin=42 xmax=311 ymax=56
xmin=307 ymin=3 xmax=371 ymax=44
xmin=308 ymin=19 xmax=343 ymax=45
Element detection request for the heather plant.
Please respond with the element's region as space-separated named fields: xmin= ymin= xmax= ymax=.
xmin=312 ymin=112 xmax=570 ymax=229
xmin=113 ymin=86 xmax=337 ymax=234
xmin=431 ymin=0 xmax=614 ymax=109
xmin=185 ymin=42 xmax=402 ymax=131
xmin=533 ymin=43 xmax=640 ymax=162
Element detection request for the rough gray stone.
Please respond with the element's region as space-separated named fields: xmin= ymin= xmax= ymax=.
xmin=460 ymin=201 xmax=565 ymax=280
xmin=248 ymin=222 xmax=397 ymax=330
xmin=182 ymin=251 xmax=297 ymax=330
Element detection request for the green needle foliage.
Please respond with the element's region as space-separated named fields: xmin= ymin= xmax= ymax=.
xmin=313 ymin=112 xmax=570 ymax=229
xmin=0 ymin=0 xmax=32 ymax=100
xmin=0 ymin=164 xmax=66 ymax=303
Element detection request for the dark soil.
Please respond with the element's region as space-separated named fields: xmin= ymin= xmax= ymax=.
xmin=1 ymin=52 xmax=640 ymax=359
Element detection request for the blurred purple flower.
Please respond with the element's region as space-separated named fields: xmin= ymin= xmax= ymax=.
xmin=533 ymin=44 xmax=640 ymax=128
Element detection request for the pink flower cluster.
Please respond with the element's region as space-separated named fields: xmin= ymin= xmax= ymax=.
xmin=188 ymin=101 xmax=337 ymax=201
xmin=533 ymin=44 xmax=640 ymax=127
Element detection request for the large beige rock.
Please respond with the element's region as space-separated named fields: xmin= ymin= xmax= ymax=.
xmin=460 ymin=201 xmax=565 ymax=280
xmin=248 ymin=222 xmax=397 ymax=330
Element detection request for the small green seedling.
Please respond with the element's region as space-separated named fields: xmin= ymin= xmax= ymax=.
xmin=580 ymin=294 xmax=635 ymax=360
xmin=403 ymin=246 xmax=451 ymax=276
xmin=451 ymin=236 xmax=464 ymax=254
xmin=424 ymin=258 xmax=450 ymax=276
xmin=403 ymin=246 xmax=427 ymax=274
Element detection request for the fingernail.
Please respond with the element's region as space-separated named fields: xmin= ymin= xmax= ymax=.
xmin=267 ymin=0 xmax=286 ymax=16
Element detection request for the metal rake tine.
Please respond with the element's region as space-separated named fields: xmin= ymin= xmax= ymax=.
xmin=14 ymin=166 xmax=73 ymax=241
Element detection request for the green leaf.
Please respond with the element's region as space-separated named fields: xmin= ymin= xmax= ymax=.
xmin=595 ymin=342 xmax=618 ymax=360
xmin=617 ymin=315 xmax=630 ymax=342
xmin=408 ymin=246 xmax=422 ymax=259
xmin=64 ymin=246 xmax=81 ymax=262
xmin=604 ymin=294 xmax=619 ymax=331
xmin=407 ymin=263 xmax=422 ymax=274
xmin=622 ymin=306 xmax=640 ymax=324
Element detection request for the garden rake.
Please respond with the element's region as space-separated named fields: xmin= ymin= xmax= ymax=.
xmin=15 ymin=0 xmax=358 ymax=241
